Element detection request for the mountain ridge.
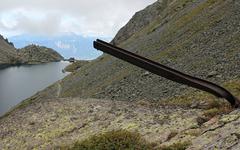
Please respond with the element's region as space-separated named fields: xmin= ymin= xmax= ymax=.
xmin=112 ymin=0 xmax=172 ymax=45
xmin=9 ymin=34 xmax=104 ymax=60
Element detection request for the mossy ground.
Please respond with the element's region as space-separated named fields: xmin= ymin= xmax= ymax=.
xmin=0 ymin=98 xmax=201 ymax=149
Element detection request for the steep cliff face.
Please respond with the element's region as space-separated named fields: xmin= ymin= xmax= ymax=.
xmin=112 ymin=0 xmax=173 ymax=45
xmin=36 ymin=0 xmax=239 ymax=102
xmin=18 ymin=45 xmax=64 ymax=64
xmin=0 ymin=35 xmax=18 ymax=67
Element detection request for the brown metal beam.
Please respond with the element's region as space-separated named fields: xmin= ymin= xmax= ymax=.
xmin=93 ymin=39 xmax=239 ymax=107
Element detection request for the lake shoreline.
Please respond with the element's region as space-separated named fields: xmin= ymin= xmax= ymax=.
xmin=0 ymin=61 xmax=70 ymax=116
xmin=0 ymin=60 xmax=67 ymax=70
xmin=0 ymin=64 xmax=11 ymax=70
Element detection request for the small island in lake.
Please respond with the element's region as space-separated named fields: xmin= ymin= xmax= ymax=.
xmin=0 ymin=35 xmax=64 ymax=69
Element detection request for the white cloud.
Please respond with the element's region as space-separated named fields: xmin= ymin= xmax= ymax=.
xmin=0 ymin=0 xmax=157 ymax=37
xmin=55 ymin=41 xmax=71 ymax=49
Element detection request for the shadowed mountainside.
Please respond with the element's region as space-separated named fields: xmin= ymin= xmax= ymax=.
xmin=0 ymin=35 xmax=19 ymax=68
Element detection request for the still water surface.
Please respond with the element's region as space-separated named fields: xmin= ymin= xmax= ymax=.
xmin=0 ymin=62 xmax=70 ymax=116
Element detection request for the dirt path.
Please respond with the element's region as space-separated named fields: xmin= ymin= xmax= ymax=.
xmin=56 ymin=82 xmax=62 ymax=98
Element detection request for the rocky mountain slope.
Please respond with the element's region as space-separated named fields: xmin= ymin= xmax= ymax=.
xmin=1 ymin=0 xmax=240 ymax=149
xmin=35 ymin=0 xmax=239 ymax=101
xmin=0 ymin=35 xmax=19 ymax=68
xmin=64 ymin=60 xmax=90 ymax=72
xmin=18 ymin=45 xmax=63 ymax=64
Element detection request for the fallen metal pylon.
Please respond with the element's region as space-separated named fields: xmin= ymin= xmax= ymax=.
xmin=93 ymin=39 xmax=239 ymax=108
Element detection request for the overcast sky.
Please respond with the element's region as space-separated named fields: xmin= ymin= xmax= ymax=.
xmin=0 ymin=0 xmax=156 ymax=38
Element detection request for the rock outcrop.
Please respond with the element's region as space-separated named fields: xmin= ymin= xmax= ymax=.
xmin=64 ymin=60 xmax=90 ymax=72
xmin=112 ymin=0 xmax=172 ymax=45
xmin=18 ymin=45 xmax=63 ymax=64
xmin=0 ymin=35 xmax=19 ymax=68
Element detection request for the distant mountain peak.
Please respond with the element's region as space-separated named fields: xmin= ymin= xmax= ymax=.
xmin=9 ymin=34 xmax=103 ymax=60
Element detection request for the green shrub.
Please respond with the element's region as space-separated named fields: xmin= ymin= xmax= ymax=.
xmin=67 ymin=130 xmax=155 ymax=150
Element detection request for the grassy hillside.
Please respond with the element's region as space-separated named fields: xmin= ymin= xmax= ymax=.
xmin=36 ymin=0 xmax=239 ymax=102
